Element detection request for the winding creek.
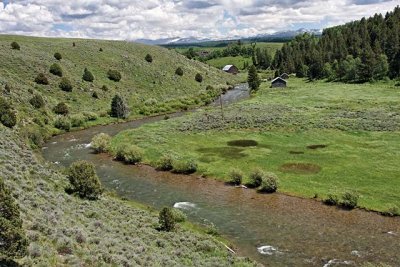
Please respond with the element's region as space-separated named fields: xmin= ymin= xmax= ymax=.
xmin=42 ymin=84 xmax=400 ymax=266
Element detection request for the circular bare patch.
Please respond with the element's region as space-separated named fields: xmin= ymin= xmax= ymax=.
xmin=280 ymin=163 xmax=321 ymax=174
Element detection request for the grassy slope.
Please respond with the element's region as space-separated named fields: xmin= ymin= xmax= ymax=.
xmin=0 ymin=35 xmax=238 ymax=136
xmin=111 ymin=78 xmax=400 ymax=213
xmin=0 ymin=35 xmax=253 ymax=265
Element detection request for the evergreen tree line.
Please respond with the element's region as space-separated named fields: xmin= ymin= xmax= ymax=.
xmin=273 ymin=6 xmax=400 ymax=82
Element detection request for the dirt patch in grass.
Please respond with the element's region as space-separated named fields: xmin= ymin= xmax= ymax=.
xmin=289 ymin=151 xmax=304 ymax=155
xmin=307 ymin=144 xmax=327 ymax=150
xmin=280 ymin=163 xmax=321 ymax=174
xmin=197 ymin=147 xmax=247 ymax=159
xmin=227 ymin=140 xmax=258 ymax=147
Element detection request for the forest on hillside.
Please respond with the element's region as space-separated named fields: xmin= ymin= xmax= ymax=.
xmin=273 ymin=6 xmax=400 ymax=82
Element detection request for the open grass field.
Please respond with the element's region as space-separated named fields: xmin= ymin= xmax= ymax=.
xmin=111 ymin=78 xmax=400 ymax=213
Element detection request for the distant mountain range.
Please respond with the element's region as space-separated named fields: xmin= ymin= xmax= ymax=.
xmin=135 ymin=28 xmax=322 ymax=45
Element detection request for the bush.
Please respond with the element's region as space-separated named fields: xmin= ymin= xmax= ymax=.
xmin=340 ymin=191 xmax=359 ymax=209
xmin=50 ymin=63 xmax=63 ymax=77
xmin=171 ymin=208 xmax=186 ymax=223
xmin=4 ymin=83 xmax=11 ymax=93
xmin=34 ymin=73 xmax=49 ymax=85
xmin=323 ymin=194 xmax=339 ymax=206
xmin=228 ymin=169 xmax=243 ymax=185
xmin=1 ymin=110 xmax=17 ymax=128
xmin=53 ymin=102 xmax=69 ymax=115
xmin=195 ymin=73 xmax=203 ymax=83
xmin=155 ymin=154 xmax=174 ymax=171
xmin=101 ymin=85 xmax=108 ymax=92
xmin=115 ymin=145 xmax=143 ymax=164
xmin=82 ymin=68 xmax=94 ymax=82
xmin=92 ymin=91 xmax=99 ymax=99
xmin=0 ymin=177 xmax=28 ymax=261
xmin=54 ymin=52 xmax=62 ymax=60
xmin=91 ymin=133 xmax=111 ymax=153
xmin=11 ymin=41 xmax=20 ymax=50
xmin=175 ymin=67 xmax=184 ymax=76
xmin=66 ymin=161 xmax=103 ymax=200
xmin=99 ymin=48 xmax=103 ymax=52
xmin=59 ymin=77 xmax=73 ymax=92
xmin=145 ymin=54 xmax=153 ymax=63
xmin=54 ymin=116 xmax=71 ymax=131
xmin=107 ymin=69 xmax=121 ymax=82
xmin=158 ymin=207 xmax=176 ymax=232
xmin=259 ymin=173 xmax=279 ymax=193
xmin=83 ymin=111 xmax=98 ymax=121
xmin=29 ymin=94 xmax=45 ymax=109
xmin=172 ymin=159 xmax=197 ymax=174
xmin=110 ymin=95 xmax=129 ymax=119
xmin=70 ymin=114 xmax=86 ymax=127
xmin=248 ymin=168 xmax=264 ymax=188
xmin=26 ymin=129 xmax=44 ymax=148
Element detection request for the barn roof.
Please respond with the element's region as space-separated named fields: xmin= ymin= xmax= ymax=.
xmin=222 ymin=65 xmax=234 ymax=71
xmin=271 ymin=77 xmax=287 ymax=83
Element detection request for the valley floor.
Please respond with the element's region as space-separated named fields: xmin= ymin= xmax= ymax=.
xmin=111 ymin=78 xmax=400 ymax=213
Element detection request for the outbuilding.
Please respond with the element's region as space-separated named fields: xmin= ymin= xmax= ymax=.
xmin=271 ymin=77 xmax=287 ymax=88
xmin=222 ymin=65 xmax=239 ymax=74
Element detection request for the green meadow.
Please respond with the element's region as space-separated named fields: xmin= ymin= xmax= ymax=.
xmin=112 ymin=78 xmax=400 ymax=213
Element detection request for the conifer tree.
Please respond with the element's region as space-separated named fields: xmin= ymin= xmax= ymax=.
xmin=247 ymin=65 xmax=260 ymax=92
xmin=82 ymin=68 xmax=94 ymax=82
xmin=110 ymin=95 xmax=129 ymax=119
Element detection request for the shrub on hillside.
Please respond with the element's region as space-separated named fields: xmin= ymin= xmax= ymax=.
xmin=158 ymin=207 xmax=176 ymax=232
xmin=59 ymin=77 xmax=73 ymax=92
xmin=83 ymin=111 xmax=98 ymax=121
xmin=259 ymin=173 xmax=279 ymax=193
xmin=34 ymin=73 xmax=49 ymax=85
xmin=175 ymin=67 xmax=184 ymax=76
xmin=171 ymin=208 xmax=186 ymax=223
xmin=107 ymin=69 xmax=121 ymax=82
xmin=228 ymin=169 xmax=243 ymax=185
xmin=53 ymin=102 xmax=69 ymax=115
xmin=11 ymin=41 xmax=20 ymax=50
xmin=54 ymin=116 xmax=71 ymax=131
xmin=29 ymin=94 xmax=45 ymax=109
xmin=92 ymin=91 xmax=99 ymax=99
xmin=145 ymin=54 xmax=153 ymax=63
xmin=195 ymin=73 xmax=203 ymax=83
xmin=26 ymin=128 xmax=44 ymax=148
xmin=340 ymin=191 xmax=359 ymax=209
xmin=82 ymin=68 xmax=94 ymax=82
xmin=247 ymin=168 xmax=264 ymax=188
xmin=50 ymin=63 xmax=63 ymax=77
xmin=172 ymin=159 xmax=197 ymax=174
xmin=101 ymin=85 xmax=109 ymax=92
xmin=115 ymin=145 xmax=143 ymax=164
xmin=99 ymin=48 xmax=103 ymax=52
xmin=54 ymin=52 xmax=62 ymax=60
xmin=155 ymin=154 xmax=174 ymax=171
xmin=91 ymin=133 xmax=111 ymax=153
xmin=66 ymin=161 xmax=103 ymax=200
xmin=110 ymin=95 xmax=129 ymax=119
xmin=1 ymin=110 xmax=17 ymax=128
xmin=0 ymin=177 xmax=28 ymax=262
xmin=4 ymin=83 xmax=11 ymax=93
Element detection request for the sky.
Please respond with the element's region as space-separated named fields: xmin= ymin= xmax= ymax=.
xmin=0 ymin=0 xmax=398 ymax=41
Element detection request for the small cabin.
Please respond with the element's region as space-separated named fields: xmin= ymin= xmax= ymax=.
xmin=222 ymin=65 xmax=239 ymax=75
xmin=271 ymin=77 xmax=287 ymax=88
xmin=280 ymin=73 xmax=289 ymax=79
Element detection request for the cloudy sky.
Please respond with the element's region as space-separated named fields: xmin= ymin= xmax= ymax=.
xmin=0 ymin=0 xmax=398 ymax=40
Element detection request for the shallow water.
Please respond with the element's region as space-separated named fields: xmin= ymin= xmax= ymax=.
xmin=42 ymin=85 xmax=400 ymax=266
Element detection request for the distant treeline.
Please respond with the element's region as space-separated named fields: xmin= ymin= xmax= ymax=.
xmin=162 ymin=38 xmax=287 ymax=49
xmin=273 ymin=6 xmax=400 ymax=82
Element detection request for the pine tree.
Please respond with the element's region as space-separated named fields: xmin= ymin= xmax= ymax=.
xmin=82 ymin=68 xmax=94 ymax=82
xmin=0 ymin=177 xmax=28 ymax=262
xmin=110 ymin=95 xmax=129 ymax=119
xmin=247 ymin=65 xmax=260 ymax=92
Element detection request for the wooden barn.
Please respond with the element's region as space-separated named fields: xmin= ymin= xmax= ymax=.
xmin=222 ymin=65 xmax=239 ymax=74
xmin=271 ymin=77 xmax=287 ymax=88
xmin=280 ymin=73 xmax=289 ymax=79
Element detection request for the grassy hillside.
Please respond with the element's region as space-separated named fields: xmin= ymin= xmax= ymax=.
xmin=0 ymin=35 xmax=254 ymax=265
xmin=0 ymin=35 xmax=238 ymax=142
xmin=111 ymin=78 xmax=400 ymax=213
